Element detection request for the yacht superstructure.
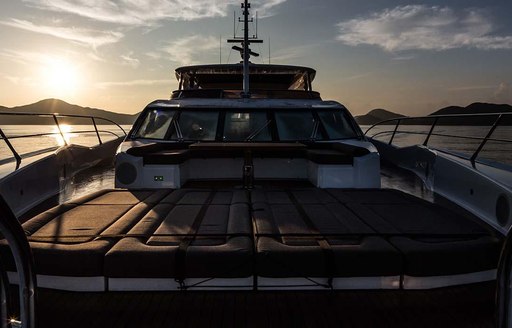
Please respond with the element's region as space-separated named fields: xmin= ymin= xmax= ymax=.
xmin=0 ymin=1 xmax=511 ymax=327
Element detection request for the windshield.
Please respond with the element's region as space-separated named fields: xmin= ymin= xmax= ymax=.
xmin=318 ymin=110 xmax=358 ymax=139
xmin=224 ymin=111 xmax=271 ymax=141
xmin=274 ymin=111 xmax=315 ymax=141
xmin=171 ymin=111 xmax=218 ymax=141
xmin=132 ymin=107 xmax=359 ymax=141
xmin=134 ymin=109 xmax=175 ymax=139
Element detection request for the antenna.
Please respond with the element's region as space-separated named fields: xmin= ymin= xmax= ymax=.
xmin=268 ymin=37 xmax=271 ymax=64
xmin=219 ymin=35 xmax=222 ymax=64
xmin=227 ymin=0 xmax=263 ymax=98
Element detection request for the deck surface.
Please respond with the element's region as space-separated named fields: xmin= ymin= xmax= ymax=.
xmin=10 ymin=282 xmax=495 ymax=328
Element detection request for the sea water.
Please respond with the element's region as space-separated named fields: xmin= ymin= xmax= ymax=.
xmin=361 ymin=124 xmax=512 ymax=166
xmin=1 ymin=124 xmax=510 ymax=202
xmin=0 ymin=124 xmax=130 ymax=161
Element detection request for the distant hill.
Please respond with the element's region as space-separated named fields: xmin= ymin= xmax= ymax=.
xmin=431 ymin=102 xmax=512 ymax=116
xmin=426 ymin=102 xmax=512 ymax=125
xmin=355 ymin=109 xmax=405 ymax=125
xmin=356 ymin=102 xmax=512 ymax=126
xmin=0 ymin=99 xmax=138 ymax=125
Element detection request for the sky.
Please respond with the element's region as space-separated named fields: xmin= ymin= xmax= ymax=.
xmin=1 ymin=0 xmax=511 ymax=116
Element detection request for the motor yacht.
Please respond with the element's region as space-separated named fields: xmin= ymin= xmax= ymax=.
xmin=1 ymin=1 xmax=511 ymax=327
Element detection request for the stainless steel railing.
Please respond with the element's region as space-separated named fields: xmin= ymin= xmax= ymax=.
xmin=364 ymin=112 xmax=512 ymax=165
xmin=0 ymin=113 xmax=127 ymax=170
xmin=0 ymin=195 xmax=36 ymax=328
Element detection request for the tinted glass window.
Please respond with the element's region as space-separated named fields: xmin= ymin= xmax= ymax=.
xmin=223 ymin=112 xmax=271 ymax=141
xmin=134 ymin=109 xmax=175 ymax=139
xmin=318 ymin=110 xmax=357 ymax=139
xmin=175 ymin=111 xmax=218 ymax=141
xmin=275 ymin=111 xmax=315 ymax=140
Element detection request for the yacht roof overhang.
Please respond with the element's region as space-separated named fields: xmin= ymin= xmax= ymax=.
xmin=175 ymin=64 xmax=317 ymax=91
xmin=175 ymin=64 xmax=317 ymax=82
xmin=146 ymin=98 xmax=344 ymax=110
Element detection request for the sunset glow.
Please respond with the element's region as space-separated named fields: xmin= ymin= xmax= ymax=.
xmin=0 ymin=1 xmax=511 ymax=115
xmin=40 ymin=58 xmax=82 ymax=96
xmin=52 ymin=124 xmax=73 ymax=146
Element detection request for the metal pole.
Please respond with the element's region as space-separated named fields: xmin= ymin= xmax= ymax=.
xmin=0 ymin=128 xmax=22 ymax=170
xmin=423 ymin=117 xmax=439 ymax=146
xmin=242 ymin=0 xmax=250 ymax=98
xmin=471 ymin=114 xmax=503 ymax=163
xmin=52 ymin=115 xmax=68 ymax=146
xmin=389 ymin=120 xmax=401 ymax=145
xmin=91 ymin=117 xmax=102 ymax=145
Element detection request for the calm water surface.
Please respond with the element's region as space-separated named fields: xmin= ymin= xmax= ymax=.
xmin=1 ymin=124 xmax=510 ymax=203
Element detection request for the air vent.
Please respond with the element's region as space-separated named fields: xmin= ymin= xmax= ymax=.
xmin=116 ymin=163 xmax=137 ymax=185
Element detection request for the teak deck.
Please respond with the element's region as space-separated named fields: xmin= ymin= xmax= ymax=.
xmin=9 ymin=282 xmax=495 ymax=328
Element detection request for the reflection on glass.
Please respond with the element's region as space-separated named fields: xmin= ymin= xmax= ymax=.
xmin=173 ymin=111 xmax=218 ymax=140
xmin=317 ymin=110 xmax=357 ymax=139
xmin=224 ymin=112 xmax=271 ymax=141
xmin=135 ymin=109 xmax=175 ymax=139
xmin=275 ymin=111 xmax=315 ymax=140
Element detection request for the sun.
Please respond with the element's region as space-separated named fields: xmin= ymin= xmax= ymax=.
xmin=40 ymin=58 xmax=82 ymax=96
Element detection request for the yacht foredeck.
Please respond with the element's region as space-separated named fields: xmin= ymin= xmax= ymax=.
xmin=2 ymin=185 xmax=501 ymax=292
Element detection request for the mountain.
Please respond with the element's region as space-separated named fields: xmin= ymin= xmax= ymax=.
xmin=426 ymin=102 xmax=512 ymax=125
xmin=0 ymin=99 xmax=138 ymax=125
xmin=431 ymin=102 xmax=512 ymax=115
xmin=354 ymin=109 xmax=405 ymax=125
xmin=356 ymin=102 xmax=512 ymax=126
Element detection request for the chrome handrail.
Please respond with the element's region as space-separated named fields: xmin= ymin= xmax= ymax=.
xmin=364 ymin=112 xmax=512 ymax=165
xmin=0 ymin=112 xmax=127 ymax=170
xmin=0 ymin=195 xmax=37 ymax=328
xmin=497 ymin=227 xmax=512 ymax=328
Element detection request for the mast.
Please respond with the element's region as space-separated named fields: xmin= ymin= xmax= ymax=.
xmin=228 ymin=0 xmax=263 ymax=98
xmin=242 ymin=1 xmax=250 ymax=97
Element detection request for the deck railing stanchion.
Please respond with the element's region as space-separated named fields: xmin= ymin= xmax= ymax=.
xmin=52 ymin=114 xmax=68 ymax=146
xmin=423 ymin=117 xmax=439 ymax=146
xmin=389 ymin=120 xmax=401 ymax=145
xmin=91 ymin=117 xmax=103 ymax=145
xmin=470 ymin=114 xmax=503 ymax=163
xmin=0 ymin=128 xmax=22 ymax=170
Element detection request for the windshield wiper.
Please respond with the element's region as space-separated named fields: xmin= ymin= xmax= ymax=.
xmin=245 ymin=120 xmax=272 ymax=142
xmin=309 ymin=119 xmax=320 ymax=141
xmin=173 ymin=120 xmax=184 ymax=142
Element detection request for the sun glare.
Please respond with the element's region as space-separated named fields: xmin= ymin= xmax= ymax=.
xmin=40 ymin=58 xmax=82 ymax=96
xmin=52 ymin=124 xmax=73 ymax=146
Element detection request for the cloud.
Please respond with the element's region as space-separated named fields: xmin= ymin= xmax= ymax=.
xmin=0 ymin=49 xmax=57 ymax=66
xmin=268 ymin=43 xmax=321 ymax=63
xmin=448 ymin=85 xmax=496 ymax=92
xmin=162 ymin=35 xmax=219 ymax=65
xmin=96 ymin=79 xmax=169 ymax=89
xmin=392 ymin=55 xmax=416 ymax=61
xmin=2 ymin=75 xmax=38 ymax=86
xmin=257 ymin=0 xmax=288 ymax=18
xmin=21 ymin=0 xmax=287 ymax=26
xmin=1 ymin=19 xmax=123 ymax=48
xmin=120 ymin=52 xmax=140 ymax=68
xmin=336 ymin=5 xmax=512 ymax=52
xmin=494 ymin=82 xmax=512 ymax=103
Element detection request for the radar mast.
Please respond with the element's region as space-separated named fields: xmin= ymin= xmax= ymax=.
xmin=228 ymin=0 xmax=263 ymax=98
